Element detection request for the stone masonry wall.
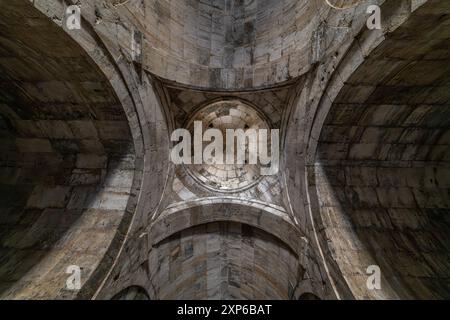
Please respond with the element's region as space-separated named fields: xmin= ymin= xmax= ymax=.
xmin=148 ymin=221 xmax=301 ymax=300
xmin=312 ymin=0 xmax=450 ymax=299
xmin=3 ymin=0 xmax=450 ymax=301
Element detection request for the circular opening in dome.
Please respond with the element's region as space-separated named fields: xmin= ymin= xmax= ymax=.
xmin=184 ymin=100 xmax=270 ymax=192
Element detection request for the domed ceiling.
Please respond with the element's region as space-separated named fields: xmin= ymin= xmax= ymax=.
xmin=185 ymin=100 xmax=270 ymax=192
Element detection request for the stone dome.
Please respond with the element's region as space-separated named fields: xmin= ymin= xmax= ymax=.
xmin=185 ymin=100 xmax=270 ymax=192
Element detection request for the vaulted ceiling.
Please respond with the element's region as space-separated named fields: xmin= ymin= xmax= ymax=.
xmin=0 ymin=0 xmax=449 ymax=300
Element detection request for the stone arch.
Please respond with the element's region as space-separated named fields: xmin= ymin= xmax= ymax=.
xmin=146 ymin=199 xmax=306 ymax=299
xmin=0 ymin=1 xmax=170 ymax=299
xmin=282 ymin=0 xmax=449 ymax=299
xmin=307 ymin=0 xmax=450 ymax=299
xmin=128 ymin=0 xmax=327 ymax=89
xmin=60 ymin=0 xmax=381 ymax=90
xmin=47 ymin=0 xmax=172 ymax=299
xmin=149 ymin=221 xmax=303 ymax=299
xmin=182 ymin=96 xmax=277 ymax=129
xmin=150 ymin=198 xmax=304 ymax=254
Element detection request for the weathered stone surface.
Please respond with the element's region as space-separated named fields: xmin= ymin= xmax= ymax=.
xmin=0 ymin=1 xmax=140 ymax=300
